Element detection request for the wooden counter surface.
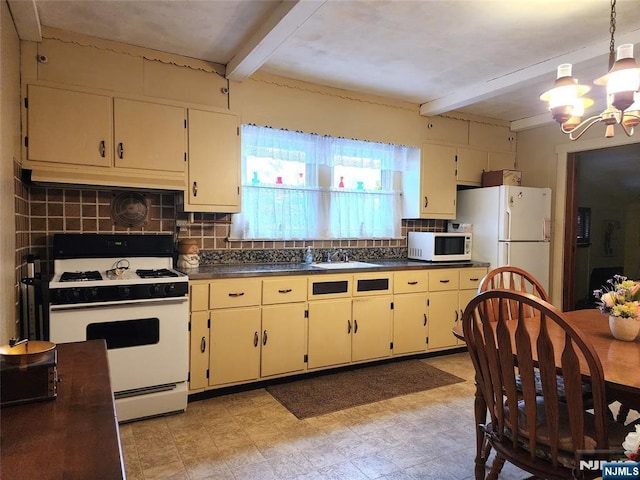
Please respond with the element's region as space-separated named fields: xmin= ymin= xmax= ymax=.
xmin=1 ymin=340 xmax=125 ymax=480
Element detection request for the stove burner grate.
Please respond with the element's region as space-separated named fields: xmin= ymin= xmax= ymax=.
xmin=60 ymin=271 xmax=102 ymax=282
xmin=136 ymin=268 xmax=179 ymax=279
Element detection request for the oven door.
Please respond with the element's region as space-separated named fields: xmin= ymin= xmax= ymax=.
xmin=49 ymin=298 xmax=188 ymax=393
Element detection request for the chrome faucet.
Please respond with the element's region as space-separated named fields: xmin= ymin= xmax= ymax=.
xmin=326 ymin=249 xmax=349 ymax=263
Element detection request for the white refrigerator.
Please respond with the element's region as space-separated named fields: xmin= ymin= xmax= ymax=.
xmin=455 ymin=186 xmax=552 ymax=292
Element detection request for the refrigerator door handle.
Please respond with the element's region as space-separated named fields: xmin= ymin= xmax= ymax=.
xmin=504 ymin=242 xmax=510 ymax=265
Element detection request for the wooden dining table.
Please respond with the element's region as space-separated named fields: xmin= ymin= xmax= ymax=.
xmin=453 ymin=307 xmax=640 ymax=407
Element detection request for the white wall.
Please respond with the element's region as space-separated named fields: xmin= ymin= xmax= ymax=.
xmin=1 ymin=0 xmax=21 ymax=343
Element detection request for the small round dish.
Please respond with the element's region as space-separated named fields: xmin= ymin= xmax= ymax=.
xmin=0 ymin=341 xmax=56 ymax=365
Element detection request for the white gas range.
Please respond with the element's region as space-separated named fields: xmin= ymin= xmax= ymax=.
xmin=48 ymin=234 xmax=189 ymax=423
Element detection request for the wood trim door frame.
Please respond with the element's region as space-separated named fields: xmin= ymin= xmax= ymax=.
xmin=563 ymin=153 xmax=578 ymax=311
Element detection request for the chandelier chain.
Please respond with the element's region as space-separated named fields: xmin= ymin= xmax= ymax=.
xmin=609 ymin=0 xmax=617 ymax=68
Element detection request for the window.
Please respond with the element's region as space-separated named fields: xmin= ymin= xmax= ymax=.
xmin=230 ymin=125 xmax=415 ymax=240
xmin=577 ymin=207 xmax=591 ymax=246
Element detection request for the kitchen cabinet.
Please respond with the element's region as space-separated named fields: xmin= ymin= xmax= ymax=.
xmin=188 ymin=283 xmax=210 ymax=390
xmin=307 ymin=298 xmax=352 ymax=369
xmin=260 ymin=276 xmax=307 ymax=377
xmin=23 ymin=84 xmax=187 ymax=190
xmin=113 ymin=98 xmax=186 ymax=173
xmin=27 ymin=85 xmax=113 ymax=167
xmin=351 ymin=296 xmax=393 ymax=362
xmin=392 ymin=270 xmax=429 ymax=355
xmin=456 ymin=147 xmax=488 ymax=186
xmin=421 ymin=144 xmax=457 ymax=219
xmin=427 ymin=267 xmax=487 ymax=350
xmin=183 ymin=109 xmax=241 ymax=213
xmin=488 ymin=151 xmax=517 ymax=171
xmin=307 ymin=274 xmax=353 ymax=369
xmin=208 ymin=278 xmax=262 ymax=387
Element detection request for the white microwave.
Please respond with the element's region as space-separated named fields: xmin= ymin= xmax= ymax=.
xmin=407 ymin=232 xmax=472 ymax=262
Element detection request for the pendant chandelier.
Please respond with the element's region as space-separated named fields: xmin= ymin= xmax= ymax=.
xmin=540 ymin=0 xmax=640 ymax=140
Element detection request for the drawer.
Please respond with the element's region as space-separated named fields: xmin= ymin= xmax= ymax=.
xmin=190 ymin=282 xmax=209 ymax=311
xmin=209 ymin=278 xmax=262 ymax=308
xmin=428 ymin=269 xmax=459 ymax=291
xmin=353 ymin=272 xmax=393 ymax=297
xmin=393 ymin=271 xmax=429 ymax=294
xmin=459 ymin=267 xmax=487 ymax=290
xmin=262 ymin=277 xmax=307 ymax=305
xmin=308 ymin=274 xmax=352 ymax=299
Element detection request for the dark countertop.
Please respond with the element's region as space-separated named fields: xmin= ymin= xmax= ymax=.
xmin=179 ymin=259 xmax=490 ymax=280
xmin=1 ymin=340 xmax=125 ymax=480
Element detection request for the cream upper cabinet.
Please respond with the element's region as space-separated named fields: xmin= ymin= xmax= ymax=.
xmin=184 ymin=109 xmax=241 ymax=213
xmin=26 ymin=85 xmax=112 ymax=167
xmin=114 ymin=98 xmax=186 ymax=173
xmin=487 ymin=151 xmax=517 ymax=171
xmin=456 ymin=147 xmax=488 ymax=186
xmin=421 ymin=144 xmax=457 ymax=219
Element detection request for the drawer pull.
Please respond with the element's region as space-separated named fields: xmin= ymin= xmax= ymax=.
xmin=262 ymin=330 xmax=268 ymax=346
xmin=278 ymin=289 xmax=292 ymax=294
xmin=469 ymin=277 xmax=479 ymax=281
xmin=200 ymin=336 xmax=206 ymax=353
xmin=253 ymin=331 xmax=259 ymax=347
xmin=228 ymin=292 xmax=245 ymax=297
xmin=407 ymin=281 xmax=418 ymax=285
xmin=439 ymin=279 xmax=450 ymax=283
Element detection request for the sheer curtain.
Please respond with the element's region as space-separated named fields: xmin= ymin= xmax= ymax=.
xmin=231 ymin=125 xmax=411 ymax=240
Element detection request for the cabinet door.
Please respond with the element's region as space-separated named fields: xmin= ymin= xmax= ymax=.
xmin=190 ymin=283 xmax=209 ymax=311
xmin=189 ymin=310 xmax=209 ymax=391
xmin=186 ymin=109 xmax=240 ymax=212
xmin=261 ymin=304 xmax=307 ymax=377
xmin=456 ymin=147 xmax=487 ymax=185
xmin=209 ymin=307 xmax=261 ymax=386
xmin=458 ymin=289 xmax=477 ymax=346
xmin=421 ymin=144 xmax=457 ymax=219
xmin=27 ymin=85 xmax=112 ymax=167
xmin=114 ymin=98 xmax=186 ymax=172
xmin=393 ymin=293 xmax=428 ymax=355
xmin=488 ymin=151 xmax=516 ymax=171
xmin=307 ymin=299 xmax=352 ymax=369
xmin=352 ymin=296 xmax=392 ymax=362
xmin=427 ymin=290 xmax=459 ymax=350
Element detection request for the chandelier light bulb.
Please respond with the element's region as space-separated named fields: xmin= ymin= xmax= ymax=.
xmin=540 ymin=64 xmax=591 ymax=124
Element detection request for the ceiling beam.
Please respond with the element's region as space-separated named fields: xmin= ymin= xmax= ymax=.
xmin=419 ymin=28 xmax=640 ymax=118
xmin=226 ymin=0 xmax=326 ymax=81
xmin=6 ymin=0 xmax=42 ymax=42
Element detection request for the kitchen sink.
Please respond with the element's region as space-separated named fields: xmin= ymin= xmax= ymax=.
xmin=312 ymin=261 xmax=380 ymax=269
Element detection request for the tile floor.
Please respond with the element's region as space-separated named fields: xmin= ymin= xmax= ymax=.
xmin=118 ymin=353 xmax=622 ymax=480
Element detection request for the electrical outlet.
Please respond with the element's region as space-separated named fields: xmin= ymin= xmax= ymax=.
xmin=176 ymin=219 xmax=189 ymax=227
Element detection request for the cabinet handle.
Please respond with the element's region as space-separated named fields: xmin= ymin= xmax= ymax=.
xmin=117 ymin=142 xmax=124 ymax=159
xmin=347 ymin=320 xmax=352 ymax=334
xmin=424 ymin=196 xmax=428 ymax=208
xmin=253 ymin=331 xmax=259 ymax=347
xmin=262 ymin=330 xmax=268 ymax=346
xmin=469 ymin=278 xmax=479 ymax=281
xmin=460 ymin=309 xmax=464 ymax=320
xmin=99 ymin=140 xmax=106 ymax=158
xmin=228 ymin=292 xmax=244 ymax=297
xmin=455 ymin=310 xmax=459 ymax=323
xmin=278 ymin=289 xmax=292 ymax=294
xmin=354 ymin=319 xmax=358 ymax=334
xmin=439 ymin=279 xmax=450 ymax=283
xmin=192 ymin=181 xmax=198 ymax=197
xmin=423 ymin=313 xmax=427 ymax=326
xmin=407 ymin=281 xmax=418 ymax=285
xmin=200 ymin=336 xmax=206 ymax=353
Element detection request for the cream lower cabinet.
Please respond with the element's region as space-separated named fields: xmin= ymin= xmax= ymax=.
xmin=188 ymin=283 xmax=210 ymax=390
xmin=427 ymin=269 xmax=461 ymax=350
xmin=392 ymin=270 xmax=429 ymax=356
xmin=210 ymin=307 xmax=261 ymax=386
xmin=307 ymin=298 xmax=352 ymax=369
xmin=351 ymin=296 xmax=393 ymax=362
xmin=457 ymin=267 xmax=487 ymax=345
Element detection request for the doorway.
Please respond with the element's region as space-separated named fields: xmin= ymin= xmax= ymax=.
xmin=563 ymin=143 xmax=640 ymax=311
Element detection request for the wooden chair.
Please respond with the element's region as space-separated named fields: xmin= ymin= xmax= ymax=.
xmin=461 ymin=289 xmax=628 ymax=480
xmin=478 ymin=266 xmax=549 ymax=321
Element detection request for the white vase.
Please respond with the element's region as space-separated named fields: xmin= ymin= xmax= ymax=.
xmin=609 ymin=315 xmax=640 ymax=342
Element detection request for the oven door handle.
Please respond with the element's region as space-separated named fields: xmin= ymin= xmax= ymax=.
xmin=50 ymin=297 xmax=188 ymax=311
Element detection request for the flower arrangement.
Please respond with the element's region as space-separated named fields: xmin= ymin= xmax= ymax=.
xmin=624 ymin=425 xmax=640 ymax=460
xmin=593 ymin=275 xmax=640 ymax=319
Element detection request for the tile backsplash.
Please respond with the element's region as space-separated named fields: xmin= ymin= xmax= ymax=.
xmin=17 ymin=178 xmax=446 ymax=273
